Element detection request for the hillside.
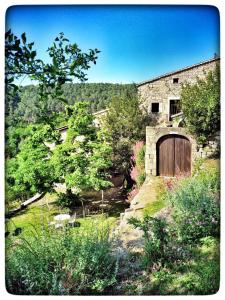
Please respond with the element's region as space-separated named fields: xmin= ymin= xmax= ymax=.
xmin=6 ymin=83 xmax=137 ymax=124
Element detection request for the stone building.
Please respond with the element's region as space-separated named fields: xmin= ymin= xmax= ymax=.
xmin=137 ymin=57 xmax=220 ymax=179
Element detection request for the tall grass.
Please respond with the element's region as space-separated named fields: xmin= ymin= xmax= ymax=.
xmin=6 ymin=219 xmax=119 ymax=295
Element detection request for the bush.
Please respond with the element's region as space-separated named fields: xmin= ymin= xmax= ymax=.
xmin=6 ymin=222 xmax=119 ymax=295
xmin=168 ymin=167 xmax=220 ymax=242
xmin=128 ymin=216 xmax=170 ymax=269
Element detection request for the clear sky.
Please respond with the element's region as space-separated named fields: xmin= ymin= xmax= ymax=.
xmin=6 ymin=5 xmax=220 ymax=84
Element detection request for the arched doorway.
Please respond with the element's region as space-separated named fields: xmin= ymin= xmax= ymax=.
xmin=157 ymin=134 xmax=191 ymax=177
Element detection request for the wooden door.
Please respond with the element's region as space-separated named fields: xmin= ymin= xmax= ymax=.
xmin=157 ymin=135 xmax=191 ymax=177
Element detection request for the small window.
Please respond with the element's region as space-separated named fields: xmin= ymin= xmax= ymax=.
xmin=173 ymin=78 xmax=179 ymax=84
xmin=151 ymin=103 xmax=159 ymax=113
xmin=169 ymin=99 xmax=181 ymax=120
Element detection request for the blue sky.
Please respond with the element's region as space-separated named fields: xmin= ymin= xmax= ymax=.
xmin=6 ymin=5 xmax=220 ymax=84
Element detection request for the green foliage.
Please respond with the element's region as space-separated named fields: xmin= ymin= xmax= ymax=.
xmin=7 ymin=83 xmax=137 ymax=127
xmin=5 ymin=31 xmax=100 ymax=122
xmin=5 ymin=30 xmax=41 ymax=93
xmin=143 ymin=178 xmax=167 ymax=216
xmin=56 ymin=192 xmax=80 ymax=208
xmin=5 ymin=158 xmax=32 ymax=206
xmin=6 ymin=224 xmax=118 ymax=295
xmin=143 ymin=199 xmax=166 ymax=217
xmin=51 ymin=102 xmax=113 ymax=198
xmin=148 ymin=237 xmax=219 ymax=295
xmin=137 ymin=173 xmax=146 ymax=187
xmin=5 ymin=30 xmax=105 ymax=204
xmin=5 ymin=124 xmax=35 ymax=158
xmin=168 ymin=167 xmax=220 ymax=242
xmin=103 ymin=90 xmax=150 ymax=185
xmin=128 ymin=163 xmax=220 ymax=294
xmin=181 ymin=63 xmax=220 ymax=143
xmin=6 ymin=124 xmax=59 ymax=201
xmin=128 ymin=216 xmax=169 ymax=269
xmin=136 ymin=144 xmax=146 ymax=187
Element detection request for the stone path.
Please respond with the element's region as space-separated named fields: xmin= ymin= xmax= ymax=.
xmin=114 ymin=177 xmax=161 ymax=253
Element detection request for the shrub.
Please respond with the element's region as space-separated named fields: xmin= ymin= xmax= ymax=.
xmin=128 ymin=216 xmax=170 ymax=269
xmin=168 ymin=167 xmax=220 ymax=242
xmin=6 ymin=222 xmax=119 ymax=295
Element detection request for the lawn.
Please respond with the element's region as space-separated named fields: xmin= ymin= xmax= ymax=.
xmin=5 ymin=189 xmax=124 ymax=241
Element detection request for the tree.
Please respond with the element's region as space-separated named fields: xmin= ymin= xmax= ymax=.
xmin=5 ymin=30 xmax=101 ymax=125
xmin=5 ymin=30 xmax=41 ymax=94
xmin=181 ymin=64 xmax=220 ymax=144
xmin=6 ymin=124 xmax=59 ymax=203
xmin=103 ymin=89 xmax=151 ymax=189
xmin=5 ymin=31 xmax=102 ymax=203
xmin=51 ymin=102 xmax=113 ymax=204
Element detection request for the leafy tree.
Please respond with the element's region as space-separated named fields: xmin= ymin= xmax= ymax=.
xmin=51 ymin=102 xmax=113 ymax=203
xmin=6 ymin=125 xmax=59 ymax=203
xmin=5 ymin=30 xmax=41 ymax=94
xmin=103 ymin=89 xmax=151 ymax=189
xmin=5 ymin=124 xmax=33 ymax=158
xmin=5 ymin=31 xmax=102 ymax=203
xmin=5 ymin=30 xmax=100 ymax=125
xmin=181 ymin=64 xmax=220 ymax=144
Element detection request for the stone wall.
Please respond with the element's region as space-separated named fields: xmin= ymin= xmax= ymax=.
xmin=138 ymin=58 xmax=219 ymax=125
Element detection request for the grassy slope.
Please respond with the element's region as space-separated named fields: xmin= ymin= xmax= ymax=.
xmin=120 ymin=159 xmax=220 ymax=295
xmin=143 ymin=177 xmax=167 ymax=216
xmin=6 ymin=192 xmax=118 ymax=240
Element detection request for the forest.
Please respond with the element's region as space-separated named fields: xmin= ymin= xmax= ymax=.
xmin=6 ymin=82 xmax=137 ymax=125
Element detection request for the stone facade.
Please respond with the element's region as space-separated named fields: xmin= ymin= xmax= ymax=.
xmin=138 ymin=58 xmax=220 ymax=178
xmin=138 ymin=57 xmax=219 ymax=126
xmin=145 ymin=127 xmax=197 ymax=178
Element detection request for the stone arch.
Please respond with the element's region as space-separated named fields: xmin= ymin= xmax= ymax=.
xmin=145 ymin=127 xmax=197 ymax=178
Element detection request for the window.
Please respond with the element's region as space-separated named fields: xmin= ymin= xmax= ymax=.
xmin=151 ymin=103 xmax=159 ymax=113
xmin=169 ymin=99 xmax=181 ymax=120
xmin=173 ymin=78 xmax=179 ymax=84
